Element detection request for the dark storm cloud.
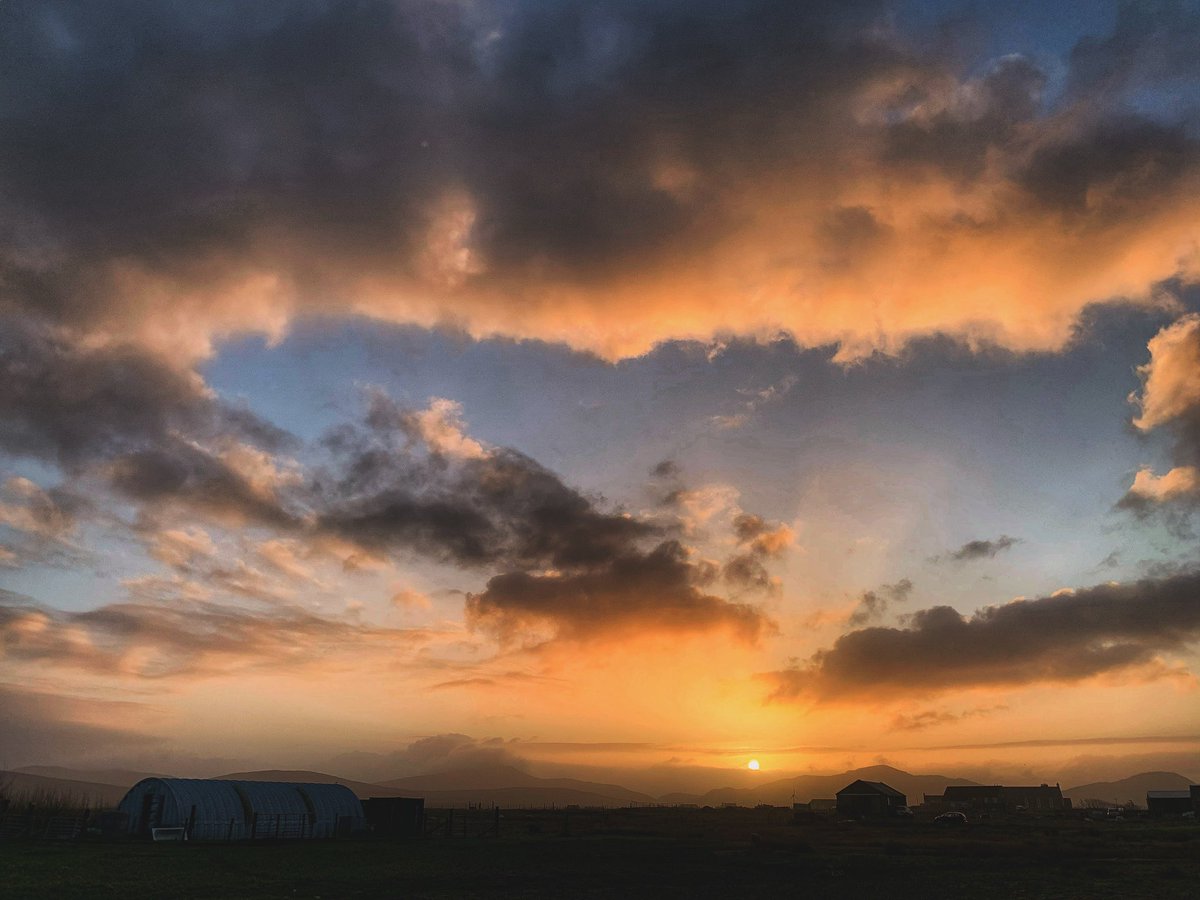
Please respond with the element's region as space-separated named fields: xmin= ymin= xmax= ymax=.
xmin=847 ymin=578 xmax=913 ymax=625
xmin=313 ymin=393 xmax=778 ymax=641
xmin=1066 ymin=0 xmax=1200 ymax=99
xmin=882 ymin=54 xmax=1047 ymax=180
xmin=317 ymin=396 xmax=654 ymax=570
xmin=0 ymin=318 xmax=236 ymax=465
xmin=0 ymin=316 xmax=299 ymax=527
xmin=732 ymin=514 xmax=772 ymax=545
xmin=765 ymin=571 xmax=1200 ymax=700
xmin=3 ymin=0 xmax=1192 ymax=364
xmin=721 ymin=552 xmax=775 ymax=592
xmin=0 ymin=0 xmax=886 ymax=327
xmin=942 ymin=535 xmax=1020 ymax=561
xmin=723 ymin=513 xmax=792 ymax=593
xmin=467 ymin=540 xmax=772 ymax=644
xmin=2 ymin=347 xmax=778 ymax=642
xmin=108 ymin=442 xmax=300 ymax=529
xmin=650 ymin=460 xmax=680 ymax=480
xmin=1017 ymin=116 xmax=1195 ymax=218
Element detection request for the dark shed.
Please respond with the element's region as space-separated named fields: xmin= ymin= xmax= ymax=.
xmin=836 ymin=780 xmax=907 ymax=818
xmin=362 ymin=796 xmax=425 ymax=836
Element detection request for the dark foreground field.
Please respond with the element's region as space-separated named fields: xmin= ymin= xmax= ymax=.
xmin=2 ymin=807 xmax=1197 ymax=899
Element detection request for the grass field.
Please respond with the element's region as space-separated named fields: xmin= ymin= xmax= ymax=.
xmin=2 ymin=806 xmax=1197 ymax=899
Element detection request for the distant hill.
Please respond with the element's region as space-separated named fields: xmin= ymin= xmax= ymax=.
xmin=663 ymin=765 xmax=980 ymax=807
xmin=1064 ymin=772 xmax=1195 ymax=808
xmin=378 ymin=764 xmax=656 ymax=806
xmin=14 ymin=766 xmax=165 ymax=788
xmin=13 ymin=762 xmax=1187 ymax=811
xmin=394 ymin=786 xmax=651 ymax=807
xmin=1 ymin=770 xmax=129 ymax=808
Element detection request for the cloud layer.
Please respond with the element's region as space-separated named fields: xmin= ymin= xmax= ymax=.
xmin=0 ymin=1 xmax=1197 ymax=363
xmin=766 ymin=571 xmax=1200 ymax=700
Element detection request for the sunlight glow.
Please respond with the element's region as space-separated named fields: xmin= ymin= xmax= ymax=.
xmin=747 ymin=759 xmax=760 ymax=771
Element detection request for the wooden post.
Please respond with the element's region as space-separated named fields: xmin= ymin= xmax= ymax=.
xmin=186 ymin=805 xmax=196 ymax=840
xmin=251 ymin=811 xmax=258 ymax=841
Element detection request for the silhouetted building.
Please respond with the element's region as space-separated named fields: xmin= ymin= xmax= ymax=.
xmin=932 ymin=784 xmax=1068 ymax=813
xmin=836 ymin=780 xmax=907 ymax=818
xmin=1146 ymin=790 xmax=1193 ymax=816
xmin=118 ymin=778 xmax=363 ymax=841
xmin=362 ymin=796 xmax=425 ymax=836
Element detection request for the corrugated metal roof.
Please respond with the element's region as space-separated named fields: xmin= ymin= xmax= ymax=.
xmin=836 ymin=779 xmax=906 ymax=798
xmin=118 ymin=778 xmax=363 ymax=840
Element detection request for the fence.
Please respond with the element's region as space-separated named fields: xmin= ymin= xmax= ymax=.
xmin=0 ymin=809 xmax=91 ymax=841
xmin=423 ymin=807 xmax=501 ymax=839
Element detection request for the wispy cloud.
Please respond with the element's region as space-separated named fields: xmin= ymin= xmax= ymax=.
xmin=931 ymin=535 xmax=1021 ymax=563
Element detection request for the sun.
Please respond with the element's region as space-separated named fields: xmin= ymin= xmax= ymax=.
xmin=747 ymin=759 xmax=760 ymax=771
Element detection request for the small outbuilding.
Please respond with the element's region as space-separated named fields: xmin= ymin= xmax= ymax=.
xmin=362 ymin=796 xmax=425 ymax=837
xmin=118 ymin=778 xmax=364 ymax=841
xmin=1146 ymin=790 xmax=1193 ymax=817
xmin=836 ymin=780 xmax=907 ymax=818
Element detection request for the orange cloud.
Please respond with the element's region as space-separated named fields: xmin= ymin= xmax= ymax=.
xmin=1126 ymin=466 xmax=1200 ymax=503
xmin=1122 ymin=314 xmax=1200 ymax=509
xmin=3 ymin=5 xmax=1197 ymax=367
xmin=1131 ymin=314 xmax=1200 ymax=431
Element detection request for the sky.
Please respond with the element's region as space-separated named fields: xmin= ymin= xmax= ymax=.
xmin=2 ymin=0 xmax=1199 ymax=791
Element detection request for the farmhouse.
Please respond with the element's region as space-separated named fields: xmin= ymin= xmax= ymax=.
xmin=835 ymin=780 xmax=907 ymax=818
xmin=118 ymin=778 xmax=364 ymax=841
xmin=931 ymin=784 xmax=1069 ymax=813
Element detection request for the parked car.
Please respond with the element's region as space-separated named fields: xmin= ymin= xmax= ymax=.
xmin=934 ymin=812 xmax=968 ymax=826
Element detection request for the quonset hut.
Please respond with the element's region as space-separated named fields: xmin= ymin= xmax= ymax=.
xmin=118 ymin=778 xmax=364 ymax=841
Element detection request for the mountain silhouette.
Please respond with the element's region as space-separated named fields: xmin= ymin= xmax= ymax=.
xmin=1064 ymin=771 xmax=1196 ymax=807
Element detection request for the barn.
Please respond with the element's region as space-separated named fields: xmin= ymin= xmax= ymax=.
xmin=1146 ymin=790 xmax=1194 ymax=817
xmin=118 ymin=778 xmax=364 ymax=841
xmin=835 ymin=780 xmax=907 ymax=818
